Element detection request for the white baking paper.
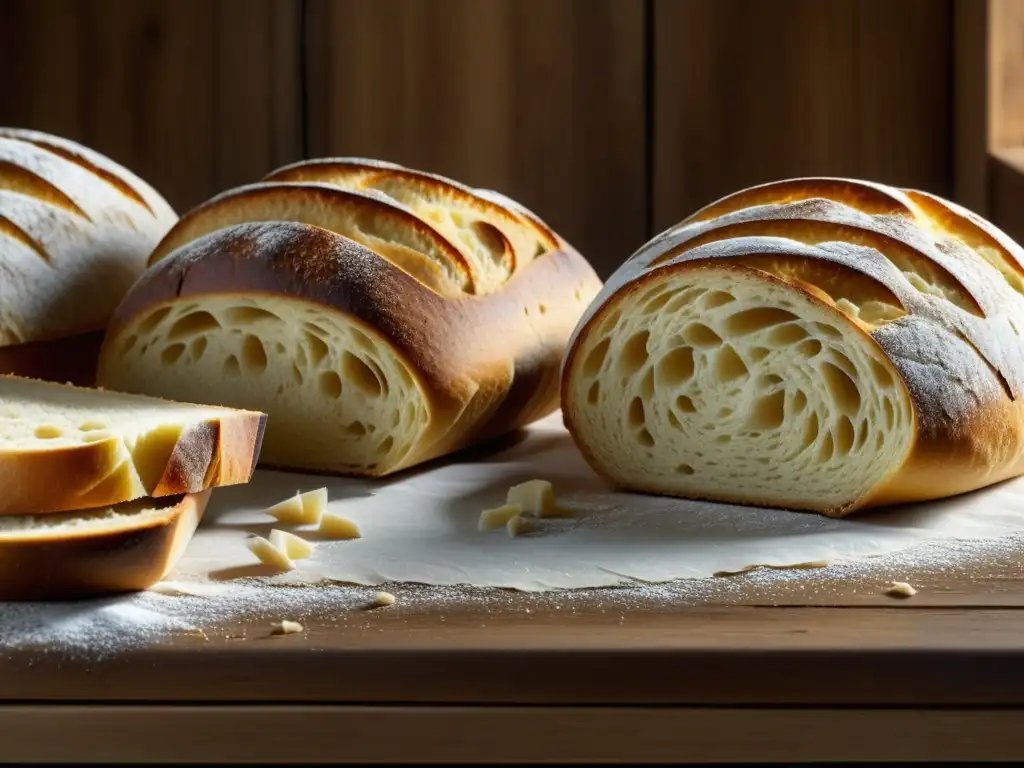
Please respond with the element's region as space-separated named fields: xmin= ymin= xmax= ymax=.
xmin=172 ymin=412 xmax=1024 ymax=592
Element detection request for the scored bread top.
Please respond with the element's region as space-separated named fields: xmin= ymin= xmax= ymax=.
xmin=0 ymin=375 xmax=265 ymax=515
xmin=0 ymin=128 xmax=177 ymax=347
xmin=569 ymin=178 xmax=1024 ymax=401
xmin=147 ymin=157 xmax=558 ymax=296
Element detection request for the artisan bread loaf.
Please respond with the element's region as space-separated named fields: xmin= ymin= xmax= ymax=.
xmin=0 ymin=491 xmax=208 ymax=600
xmin=0 ymin=375 xmax=265 ymax=515
xmin=562 ymin=177 xmax=1024 ymax=517
xmin=95 ymin=158 xmax=602 ymax=476
xmin=0 ymin=128 xmax=177 ymax=383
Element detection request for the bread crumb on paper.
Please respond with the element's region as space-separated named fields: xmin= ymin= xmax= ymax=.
xmin=506 ymin=479 xmax=572 ymax=518
xmin=271 ymin=619 xmax=304 ymax=635
xmin=269 ymin=528 xmax=315 ymax=560
xmin=373 ymin=591 xmax=396 ymax=607
xmin=246 ymin=535 xmax=296 ymax=571
xmin=884 ymin=581 xmax=917 ymax=598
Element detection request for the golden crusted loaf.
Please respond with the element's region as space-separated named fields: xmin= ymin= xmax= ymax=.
xmin=0 ymin=128 xmax=177 ymax=384
xmin=96 ymin=158 xmax=602 ymax=476
xmin=562 ymin=177 xmax=1024 ymax=516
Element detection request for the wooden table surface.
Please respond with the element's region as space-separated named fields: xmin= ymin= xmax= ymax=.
xmin=4 ymin=545 xmax=1024 ymax=764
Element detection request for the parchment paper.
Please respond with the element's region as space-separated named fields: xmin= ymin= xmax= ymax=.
xmin=172 ymin=413 xmax=1024 ymax=592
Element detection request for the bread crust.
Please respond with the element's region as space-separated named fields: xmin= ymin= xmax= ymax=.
xmin=99 ymin=219 xmax=601 ymax=472
xmin=0 ymin=128 xmax=177 ymax=367
xmin=562 ymin=177 xmax=1024 ymax=514
xmin=0 ymin=375 xmax=266 ymax=515
xmin=0 ymin=490 xmax=208 ymax=600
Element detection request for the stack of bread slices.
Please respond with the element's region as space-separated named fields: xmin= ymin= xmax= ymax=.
xmin=0 ymin=130 xmax=266 ymax=599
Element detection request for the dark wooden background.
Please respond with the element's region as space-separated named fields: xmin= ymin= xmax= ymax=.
xmin=0 ymin=0 xmax=956 ymax=276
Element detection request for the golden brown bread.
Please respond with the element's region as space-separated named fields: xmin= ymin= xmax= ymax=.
xmin=0 ymin=128 xmax=177 ymax=383
xmin=562 ymin=177 xmax=1024 ymax=516
xmin=96 ymin=159 xmax=602 ymax=476
xmin=0 ymin=491 xmax=208 ymax=600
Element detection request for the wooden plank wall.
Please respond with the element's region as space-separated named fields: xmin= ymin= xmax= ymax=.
xmin=0 ymin=0 xmax=958 ymax=276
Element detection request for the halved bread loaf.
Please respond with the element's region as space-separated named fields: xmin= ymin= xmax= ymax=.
xmin=562 ymin=178 xmax=1024 ymax=516
xmin=0 ymin=375 xmax=265 ymax=515
xmin=0 ymin=491 xmax=208 ymax=600
xmin=0 ymin=128 xmax=177 ymax=384
xmin=96 ymin=159 xmax=601 ymax=476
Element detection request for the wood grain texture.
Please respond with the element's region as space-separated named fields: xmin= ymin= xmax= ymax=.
xmin=954 ymin=0 xmax=990 ymax=215
xmin=305 ymin=0 xmax=647 ymax=277
xmin=0 ymin=0 xmax=303 ymax=213
xmin=653 ymin=0 xmax=954 ymax=230
xmin=3 ymin=705 xmax=1024 ymax=763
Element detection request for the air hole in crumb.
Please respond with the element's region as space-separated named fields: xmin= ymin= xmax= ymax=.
xmin=749 ymin=347 xmax=770 ymax=363
xmin=189 ymin=336 xmax=208 ymax=361
xmin=642 ymin=292 xmax=672 ymax=314
xmin=767 ymin=323 xmax=809 ymax=346
xmin=819 ymin=432 xmax=835 ymax=462
xmin=668 ymin=411 xmax=683 ymax=429
xmin=351 ymin=328 xmax=375 ymax=352
xmin=757 ymin=373 xmax=784 ymax=389
xmin=791 ymin=390 xmax=808 ymax=413
xmin=676 ymin=463 xmax=695 ymax=475
xmin=871 ymin=358 xmax=895 ymax=387
xmin=724 ymin=307 xmax=799 ymax=336
xmin=78 ymin=420 xmax=105 ymax=431
xmin=34 ymin=425 xmax=62 ymax=439
xmin=814 ymin=322 xmax=843 ymax=339
xmin=346 ymin=421 xmax=367 ymax=437
xmin=702 ymin=291 xmax=736 ymax=309
xmin=242 ymin=335 xmax=268 ymax=373
xmin=657 ymin=347 xmax=695 ymax=386
xmin=796 ymin=339 xmax=823 ymax=358
xmin=801 ymin=413 xmax=820 ymax=448
xmin=683 ymin=323 xmax=722 ymax=348
xmin=835 ymin=415 xmax=855 ymax=454
xmin=676 ymin=394 xmax=696 ymax=413
xmin=343 ymin=352 xmax=382 ymax=397
xmin=637 ymin=428 xmax=655 ymax=447
xmin=138 ymin=307 xmax=172 ymax=334
xmin=168 ymin=311 xmax=221 ymax=340
xmin=619 ymin=331 xmax=650 ymax=374
xmin=305 ymin=332 xmax=329 ymax=365
xmin=856 ymin=420 xmax=869 ymax=448
xmin=121 ymin=335 xmax=138 ymax=354
xmin=224 ymin=355 xmax=241 ymax=376
xmin=714 ymin=345 xmax=749 ymax=382
xmin=377 ymin=436 xmax=394 ymax=455
xmin=161 ymin=343 xmax=185 ymax=365
xmin=716 ymin=434 xmax=732 ymax=443
xmin=471 ymin=221 xmax=509 ymax=262
xmin=538 ymin=304 xmax=547 ymax=315
xmin=829 ymin=350 xmax=857 ymax=377
xmin=627 ymin=397 xmax=646 ymax=428
xmin=583 ymin=339 xmax=610 ymax=377
xmin=747 ymin=390 xmax=786 ymax=430
xmin=275 ymin=342 xmax=286 ymax=355
xmin=883 ymin=398 xmax=895 ymax=429
xmin=821 ymin=362 xmax=861 ymax=414
xmin=292 ymin=363 xmax=304 ymax=385
xmin=226 ymin=306 xmax=281 ymax=325
xmin=319 ymin=371 xmax=343 ymax=398
xmin=587 ymin=381 xmax=600 ymax=404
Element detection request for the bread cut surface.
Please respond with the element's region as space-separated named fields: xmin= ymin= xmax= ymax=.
xmin=0 ymin=375 xmax=265 ymax=515
xmin=0 ymin=490 xmax=208 ymax=600
xmin=98 ymin=158 xmax=601 ymax=476
xmin=0 ymin=128 xmax=176 ymax=357
xmin=562 ymin=177 xmax=1024 ymax=516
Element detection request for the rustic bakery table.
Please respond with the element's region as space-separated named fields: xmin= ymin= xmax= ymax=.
xmin=4 ymin=546 xmax=1024 ymax=764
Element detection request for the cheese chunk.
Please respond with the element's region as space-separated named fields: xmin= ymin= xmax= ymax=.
xmin=506 ymin=479 xmax=568 ymax=518
xmin=264 ymin=493 xmax=306 ymax=524
xmin=506 ymin=515 xmax=537 ymax=537
xmin=246 ymin=535 xmax=295 ymax=570
xmin=299 ymin=487 xmax=328 ymax=523
xmin=265 ymin=487 xmax=328 ymax=525
xmin=478 ymin=503 xmax=523 ymax=531
xmin=269 ymin=528 xmax=315 ymax=560
xmin=319 ymin=512 xmax=362 ymax=540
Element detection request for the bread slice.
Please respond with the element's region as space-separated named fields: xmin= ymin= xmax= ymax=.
xmin=0 ymin=491 xmax=208 ymax=600
xmin=0 ymin=375 xmax=265 ymax=515
xmin=0 ymin=129 xmax=177 ymax=367
xmin=97 ymin=158 xmax=601 ymax=477
xmin=562 ymin=177 xmax=1024 ymax=517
